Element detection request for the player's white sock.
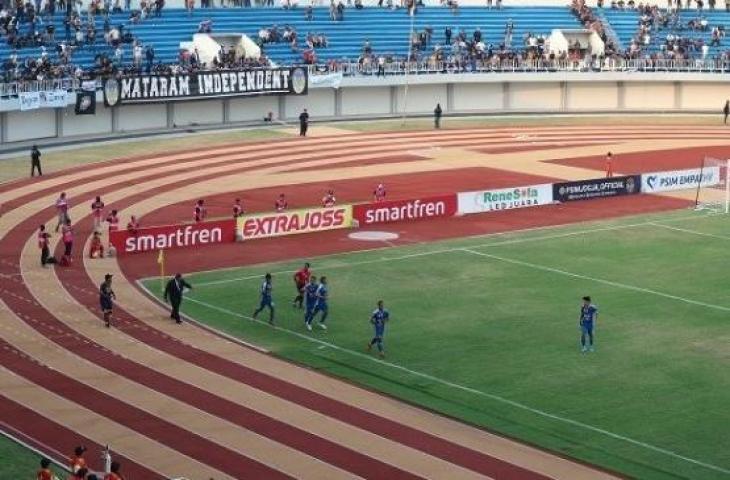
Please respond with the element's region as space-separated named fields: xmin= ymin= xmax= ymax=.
xmin=319 ymin=322 xmax=327 ymax=330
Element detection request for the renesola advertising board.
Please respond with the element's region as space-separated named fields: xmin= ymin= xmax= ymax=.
xmin=641 ymin=167 xmax=721 ymax=193
xmin=238 ymin=206 xmax=352 ymax=239
xmin=458 ymin=184 xmax=552 ymax=214
xmin=553 ymin=175 xmax=641 ymax=202
xmin=353 ymin=195 xmax=457 ymax=225
xmin=110 ymin=219 xmax=236 ymax=255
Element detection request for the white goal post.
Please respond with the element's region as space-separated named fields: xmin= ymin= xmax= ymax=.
xmin=694 ymin=157 xmax=730 ymax=214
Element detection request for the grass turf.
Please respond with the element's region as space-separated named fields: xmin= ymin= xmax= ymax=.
xmin=142 ymin=209 xmax=730 ymax=480
xmin=0 ymin=434 xmax=66 ymax=479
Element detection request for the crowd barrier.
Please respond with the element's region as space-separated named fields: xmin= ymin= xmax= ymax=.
xmin=113 ymin=167 xmax=715 ymax=255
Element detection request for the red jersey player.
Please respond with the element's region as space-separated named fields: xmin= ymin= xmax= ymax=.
xmin=292 ymin=262 xmax=311 ymax=309
xmin=126 ymin=215 xmax=140 ymax=235
xmin=275 ymin=194 xmax=288 ymax=212
xmin=91 ymin=195 xmax=105 ymax=231
xmin=194 ymin=199 xmax=207 ymax=222
xmin=89 ymin=231 xmax=105 ymax=259
xmin=322 ymin=190 xmax=336 ymax=208
xmin=233 ymin=198 xmax=244 ymax=218
xmin=373 ymin=183 xmax=386 ymax=202
xmin=605 ymin=152 xmax=614 ymax=178
xmin=106 ymin=210 xmax=119 ymax=233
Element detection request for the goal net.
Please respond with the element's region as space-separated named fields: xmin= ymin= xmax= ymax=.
xmin=694 ymin=157 xmax=730 ymax=214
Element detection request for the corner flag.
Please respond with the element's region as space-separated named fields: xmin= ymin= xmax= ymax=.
xmin=158 ymin=249 xmax=165 ymax=293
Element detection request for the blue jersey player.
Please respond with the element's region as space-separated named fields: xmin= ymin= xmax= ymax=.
xmin=303 ymin=275 xmax=319 ymax=331
xmin=311 ymin=276 xmax=329 ymax=330
xmin=367 ymin=300 xmax=390 ymax=358
xmin=252 ymin=273 xmax=275 ymax=325
xmin=579 ymin=295 xmax=598 ymax=352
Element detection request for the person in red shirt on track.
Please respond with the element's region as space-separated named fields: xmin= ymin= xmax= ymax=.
xmin=68 ymin=446 xmax=86 ymax=474
xmin=605 ymin=152 xmax=614 ymax=178
xmin=89 ymin=231 xmax=105 ymax=259
xmin=292 ymin=262 xmax=311 ymax=309
xmin=373 ymin=183 xmax=386 ymax=202
xmin=91 ymin=196 xmax=105 ymax=231
xmin=37 ymin=458 xmax=53 ymax=480
xmin=194 ymin=199 xmax=207 ymax=222
xmin=275 ymin=194 xmax=288 ymax=212
xmin=104 ymin=461 xmax=125 ymax=480
xmin=38 ymin=224 xmax=55 ymax=266
xmin=126 ymin=215 xmax=140 ymax=235
xmin=60 ymin=219 xmax=74 ymax=266
xmin=322 ymin=190 xmax=336 ymax=208
xmin=233 ymin=198 xmax=244 ymax=218
xmin=106 ymin=210 xmax=119 ymax=233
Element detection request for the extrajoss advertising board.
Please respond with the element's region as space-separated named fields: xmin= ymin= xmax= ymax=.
xmin=238 ymin=206 xmax=352 ymax=240
xmin=110 ymin=219 xmax=236 ymax=255
xmin=457 ymin=184 xmax=553 ymax=214
xmin=641 ymin=167 xmax=721 ymax=193
xmin=553 ymin=175 xmax=641 ymax=202
xmin=353 ymin=195 xmax=457 ymax=225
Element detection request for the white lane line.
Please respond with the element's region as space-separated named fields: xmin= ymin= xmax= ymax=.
xmin=192 ymin=212 xmax=716 ymax=288
xmin=461 ymin=248 xmax=730 ymax=313
xmin=180 ymin=296 xmax=730 ymax=477
xmin=649 ymin=222 xmax=730 ymax=241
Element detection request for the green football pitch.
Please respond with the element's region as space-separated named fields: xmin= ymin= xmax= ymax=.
xmin=142 ymin=209 xmax=730 ymax=480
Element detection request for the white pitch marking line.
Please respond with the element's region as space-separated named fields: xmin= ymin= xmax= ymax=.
xmin=193 ymin=212 xmax=716 ymax=288
xmin=649 ymin=222 xmax=730 ymax=241
xmin=460 ymin=248 xmax=730 ymax=314
xmin=180 ymin=295 xmax=730 ymax=476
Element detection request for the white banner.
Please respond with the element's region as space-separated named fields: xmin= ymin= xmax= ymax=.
xmin=458 ymin=184 xmax=553 ymax=214
xmin=19 ymin=90 xmax=70 ymax=111
xmin=641 ymin=167 xmax=721 ymax=193
xmin=309 ymin=71 xmax=343 ymax=89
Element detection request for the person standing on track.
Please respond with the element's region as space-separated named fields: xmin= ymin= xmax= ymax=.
xmin=605 ymin=152 xmax=614 ymax=178
xmin=724 ymin=100 xmax=729 ymax=124
xmin=194 ymin=199 xmax=207 ymax=223
xmin=299 ymin=108 xmax=310 ymax=136
xmin=106 ymin=209 xmax=120 ymax=234
xmin=69 ymin=446 xmax=87 ymax=474
xmin=30 ymin=144 xmax=42 ymax=177
xmin=434 ymin=103 xmax=442 ymax=129
xmin=292 ymin=262 xmax=311 ymax=309
xmin=36 ymin=458 xmax=53 ymax=480
xmin=91 ymin=195 xmax=105 ymax=231
xmin=38 ymin=224 xmax=55 ymax=266
xmin=54 ymin=192 xmax=69 ymax=232
xmin=367 ymin=300 xmax=390 ymax=358
xmin=100 ymin=274 xmax=116 ymax=328
xmin=104 ymin=461 xmax=125 ymax=480
xmin=373 ymin=183 xmax=386 ymax=202
xmin=233 ymin=198 xmax=244 ymax=218
xmin=164 ymin=273 xmax=192 ymax=324
xmin=60 ymin=218 xmax=74 ymax=266
xmin=275 ymin=194 xmax=288 ymax=212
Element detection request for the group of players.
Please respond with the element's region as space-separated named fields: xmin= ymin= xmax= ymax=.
xmin=251 ymin=262 xmax=391 ymax=357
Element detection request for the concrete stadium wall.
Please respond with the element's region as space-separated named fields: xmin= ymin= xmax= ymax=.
xmin=2 ymin=72 xmax=730 ymax=147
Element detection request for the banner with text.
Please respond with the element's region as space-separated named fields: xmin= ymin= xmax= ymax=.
xmin=458 ymin=184 xmax=553 ymax=214
xmin=19 ymin=90 xmax=70 ymax=111
xmin=110 ymin=219 xmax=236 ymax=255
xmin=553 ymin=175 xmax=641 ymax=202
xmin=353 ymin=195 xmax=457 ymax=225
xmin=238 ymin=205 xmax=352 ymax=240
xmin=641 ymin=167 xmax=721 ymax=193
xmin=103 ymin=67 xmax=308 ymax=106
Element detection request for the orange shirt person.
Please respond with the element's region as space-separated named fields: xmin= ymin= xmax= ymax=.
xmin=104 ymin=461 xmax=125 ymax=480
xmin=605 ymin=152 xmax=614 ymax=178
xmin=37 ymin=458 xmax=53 ymax=480
xmin=69 ymin=446 xmax=87 ymax=473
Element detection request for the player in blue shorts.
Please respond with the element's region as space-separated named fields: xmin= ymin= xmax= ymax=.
xmin=252 ymin=273 xmax=275 ymax=325
xmin=311 ymin=276 xmax=329 ymax=330
xmin=303 ymin=274 xmax=319 ymax=331
xmin=579 ymin=295 xmax=598 ymax=353
xmin=367 ymin=300 xmax=390 ymax=358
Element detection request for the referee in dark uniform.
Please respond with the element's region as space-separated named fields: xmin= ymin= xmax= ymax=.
xmin=31 ymin=145 xmax=42 ymax=177
xmin=164 ymin=273 xmax=192 ymax=324
xmin=100 ymin=274 xmax=116 ymax=328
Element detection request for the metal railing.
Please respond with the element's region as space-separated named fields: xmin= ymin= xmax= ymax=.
xmin=1 ymin=58 xmax=728 ymax=97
